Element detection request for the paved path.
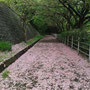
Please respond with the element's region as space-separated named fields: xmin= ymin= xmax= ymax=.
xmin=0 ymin=36 xmax=90 ymax=90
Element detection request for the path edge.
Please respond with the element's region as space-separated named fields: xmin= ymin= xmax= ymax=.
xmin=0 ymin=38 xmax=41 ymax=73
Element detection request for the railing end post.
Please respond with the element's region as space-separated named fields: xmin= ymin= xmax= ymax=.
xmin=89 ymin=45 xmax=90 ymax=62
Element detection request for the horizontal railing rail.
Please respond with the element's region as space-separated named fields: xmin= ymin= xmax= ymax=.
xmin=52 ymin=34 xmax=90 ymax=61
xmin=61 ymin=36 xmax=90 ymax=61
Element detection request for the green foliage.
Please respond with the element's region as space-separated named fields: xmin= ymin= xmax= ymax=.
xmin=58 ymin=29 xmax=90 ymax=45
xmin=0 ymin=0 xmax=5 ymax=2
xmin=2 ymin=70 xmax=10 ymax=79
xmin=0 ymin=0 xmax=90 ymax=35
xmin=0 ymin=59 xmax=3 ymax=62
xmin=27 ymin=35 xmax=43 ymax=45
xmin=33 ymin=16 xmax=48 ymax=34
xmin=0 ymin=41 xmax=12 ymax=51
xmin=59 ymin=29 xmax=88 ymax=38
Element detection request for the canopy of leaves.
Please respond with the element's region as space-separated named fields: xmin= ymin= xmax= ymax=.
xmin=0 ymin=0 xmax=90 ymax=34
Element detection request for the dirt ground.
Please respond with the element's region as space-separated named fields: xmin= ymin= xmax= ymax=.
xmin=0 ymin=35 xmax=90 ymax=90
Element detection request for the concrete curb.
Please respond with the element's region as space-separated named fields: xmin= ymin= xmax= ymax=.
xmin=0 ymin=39 xmax=41 ymax=73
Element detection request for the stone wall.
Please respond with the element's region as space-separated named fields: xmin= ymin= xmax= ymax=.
xmin=0 ymin=2 xmax=39 ymax=44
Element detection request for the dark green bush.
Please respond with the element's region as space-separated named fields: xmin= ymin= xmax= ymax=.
xmin=32 ymin=16 xmax=48 ymax=35
xmin=0 ymin=41 xmax=12 ymax=51
xmin=58 ymin=29 xmax=90 ymax=53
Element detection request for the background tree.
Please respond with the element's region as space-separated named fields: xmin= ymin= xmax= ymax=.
xmin=1 ymin=0 xmax=90 ymax=34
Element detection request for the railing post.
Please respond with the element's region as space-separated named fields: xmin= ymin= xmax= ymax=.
xmin=67 ymin=36 xmax=69 ymax=45
xmin=63 ymin=37 xmax=64 ymax=43
xmin=66 ymin=37 xmax=68 ymax=45
xmin=71 ymin=36 xmax=73 ymax=48
xmin=62 ymin=38 xmax=63 ymax=43
xmin=89 ymin=45 xmax=90 ymax=62
xmin=68 ymin=36 xmax=69 ymax=45
xmin=65 ymin=37 xmax=67 ymax=44
xmin=66 ymin=37 xmax=67 ymax=44
xmin=64 ymin=37 xmax=66 ymax=44
xmin=62 ymin=37 xmax=63 ymax=43
xmin=77 ymin=37 xmax=80 ymax=54
xmin=61 ymin=37 xmax=63 ymax=43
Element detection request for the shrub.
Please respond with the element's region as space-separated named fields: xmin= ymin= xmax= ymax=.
xmin=0 ymin=41 xmax=12 ymax=51
xmin=2 ymin=70 xmax=10 ymax=79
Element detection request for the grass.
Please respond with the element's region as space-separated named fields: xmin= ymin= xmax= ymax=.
xmin=0 ymin=59 xmax=3 ymax=63
xmin=27 ymin=35 xmax=43 ymax=45
xmin=2 ymin=70 xmax=10 ymax=79
xmin=0 ymin=41 xmax=12 ymax=51
xmin=87 ymin=30 xmax=90 ymax=33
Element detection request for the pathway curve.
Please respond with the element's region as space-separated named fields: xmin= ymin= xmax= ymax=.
xmin=0 ymin=35 xmax=90 ymax=90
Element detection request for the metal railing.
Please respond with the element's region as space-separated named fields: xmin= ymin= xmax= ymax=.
xmin=53 ymin=34 xmax=90 ymax=61
xmin=60 ymin=36 xmax=90 ymax=61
